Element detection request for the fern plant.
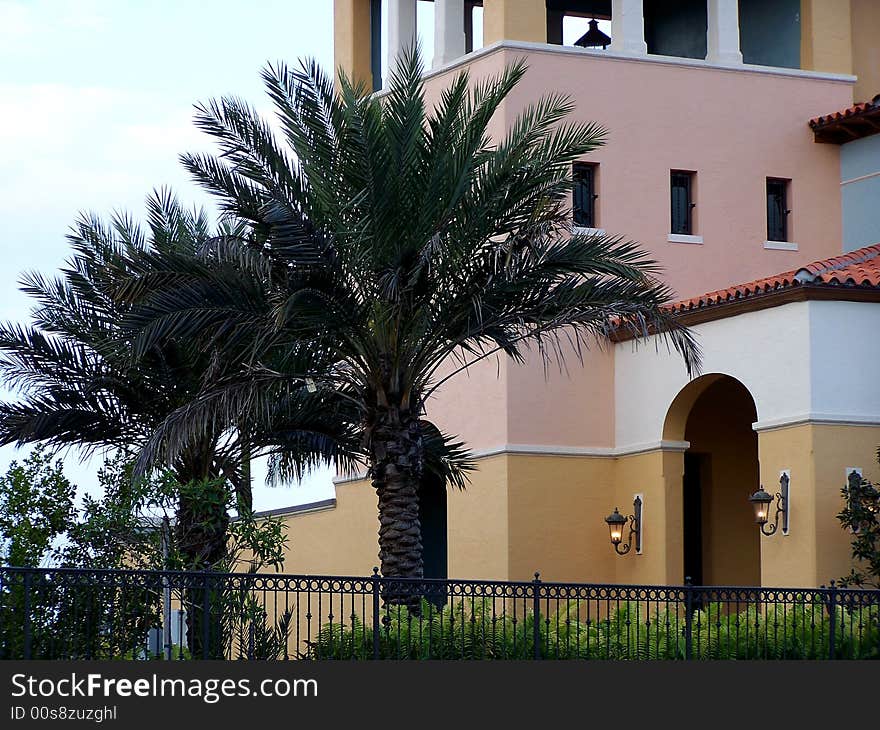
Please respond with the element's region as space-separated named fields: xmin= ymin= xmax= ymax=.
xmin=307 ymin=595 xmax=880 ymax=660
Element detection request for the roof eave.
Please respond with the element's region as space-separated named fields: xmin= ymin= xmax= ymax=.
xmin=611 ymin=285 xmax=880 ymax=342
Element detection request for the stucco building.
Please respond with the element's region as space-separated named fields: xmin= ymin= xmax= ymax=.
xmin=271 ymin=0 xmax=880 ymax=589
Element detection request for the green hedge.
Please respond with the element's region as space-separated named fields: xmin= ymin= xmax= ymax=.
xmin=308 ymin=598 xmax=880 ymax=660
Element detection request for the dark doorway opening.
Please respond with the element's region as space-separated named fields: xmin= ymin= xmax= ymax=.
xmin=683 ymin=452 xmax=705 ymax=586
xmin=419 ymin=474 xmax=448 ymax=607
xmin=680 ymin=376 xmax=760 ymax=587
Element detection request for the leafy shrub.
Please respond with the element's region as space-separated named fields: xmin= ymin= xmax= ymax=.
xmin=307 ymin=596 xmax=880 ymax=660
xmin=838 ymin=467 xmax=880 ymax=589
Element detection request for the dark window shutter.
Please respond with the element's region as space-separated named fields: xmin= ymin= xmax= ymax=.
xmin=767 ymin=179 xmax=788 ymax=241
xmin=671 ymin=172 xmax=692 ymax=235
xmin=573 ymin=163 xmax=595 ymax=228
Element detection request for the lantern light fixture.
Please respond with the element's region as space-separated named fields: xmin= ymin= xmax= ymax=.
xmin=749 ymin=472 xmax=789 ymax=536
xmin=605 ymin=495 xmax=642 ymax=555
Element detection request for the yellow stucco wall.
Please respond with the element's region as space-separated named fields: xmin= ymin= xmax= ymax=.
xmin=278 ymin=479 xmax=379 ymax=576
xmin=482 ymin=0 xmax=546 ymax=46
xmin=506 ymin=454 xmax=615 ymax=583
xmin=810 ymin=424 xmax=880 ymax=585
xmin=613 ymin=449 xmax=685 ymax=586
xmin=333 ymin=0 xmax=373 ymax=89
xmin=269 ymin=423 xmax=879 ymax=590
xmin=850 ymin=0 xmax=880 ymax=101
xmin=757 ymin=422 xmax=880 ymax=587
xmin=447 ymin=454 xmax=510 ymax=579
xmin=801 ymin=0 xmax=854 ymax=81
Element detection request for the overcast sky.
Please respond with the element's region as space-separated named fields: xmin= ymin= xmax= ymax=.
xmin=0 ymin=0 xmax=349 ymax=510
xmin=0 ymin=1 xmax=598 ymax=511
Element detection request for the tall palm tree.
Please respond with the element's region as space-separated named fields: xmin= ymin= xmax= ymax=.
xmin=123 ymin=49 xmax=700 ymax=584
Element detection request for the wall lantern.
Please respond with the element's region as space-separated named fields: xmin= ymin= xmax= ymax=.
xmin=846 ymin=469 xmax=879 ymax=533
xmin=749 ymin=473 xmax=789 ymax=536
xmin=847 ymin=468 xmax=880 ymax=514
xmin=605 ymin=495 xmax=642 ymax=555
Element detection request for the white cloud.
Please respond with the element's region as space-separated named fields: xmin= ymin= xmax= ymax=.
xmin=0 ymin=83 xmax=211 ymax=216
xmin=0 ymin=0 xmax=338 ymax=510
xmin=0 ymin=0 xmax=108 ymax=51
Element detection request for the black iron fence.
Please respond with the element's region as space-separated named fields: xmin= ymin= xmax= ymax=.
xmin=1 ymin=567 xmax=878 ymax=660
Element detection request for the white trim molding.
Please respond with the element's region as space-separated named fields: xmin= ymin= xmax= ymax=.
xmin=333 ymin=440 xmax=695 ymax=480
xmin=422 ymin=40 xmax=856 ymax=86
xmin=473 ymin=440 xmax=691 ymax=459
xmin=616 ymin=440 xmax=691 ymax=456
xmin=476 ymin=443 xmax=614 ymax=458
xmin=754 ymin=412 xmax=880 ymax=432
xmin=668 ymin=233 xmax=704 ymax=245
xmin=763 ymin=240 xmax=798 ymax=251
xmin=573 ymin=226 xmax=606 ymax=236
xmin=333 ymin=471 xmax=368 ymax=485
xmin=840 ymin=170 xmax=880 ymax=187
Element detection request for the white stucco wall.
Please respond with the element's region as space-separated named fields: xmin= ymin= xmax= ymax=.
xmin=808 ymin=300 xmax=880 ymax=423
xmin=614 ymin=299 xmax=880 ymax=448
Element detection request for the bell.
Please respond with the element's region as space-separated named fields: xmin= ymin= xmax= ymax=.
xmin=575 ymin=19 xmax=612 ymax=50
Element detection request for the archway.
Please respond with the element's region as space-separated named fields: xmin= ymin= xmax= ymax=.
xmin=664 ymin=375 xmax=761 ymax=586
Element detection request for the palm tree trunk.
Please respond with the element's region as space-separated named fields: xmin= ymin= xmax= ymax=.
xmin=174 ymin=476 xmax=230 ymax=659
xmin=176 ymin=484 xmax=230 ymax=569
xmin=370 ymin=404 xmax=424 ymax=599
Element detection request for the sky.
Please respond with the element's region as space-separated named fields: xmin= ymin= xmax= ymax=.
xmin=0 ymin=0 xmax=345 ymax=510
xmin=0 ymin=0 xmax=599 ymax=512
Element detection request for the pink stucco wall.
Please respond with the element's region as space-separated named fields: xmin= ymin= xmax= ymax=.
xmin=420 ymin=45 xmax=853 ymax=452
xmin=500 ymin=46 xmax=851 ymax=300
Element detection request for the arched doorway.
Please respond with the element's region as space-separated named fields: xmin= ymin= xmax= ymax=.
xmin=665 ymin=375 xmax=761 ymax=586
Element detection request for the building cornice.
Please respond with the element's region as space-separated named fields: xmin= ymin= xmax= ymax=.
xmin=473 ymin=440 xmax=691 ymax=458
xmin=332 ymin=440 xmax=692 ymax=485
xmin=423 ymin=40 xmax=856 ymax=86
xmin=249 ymin=498 xmax=337 ymax=518
xmin=613 ymin=286 xmax=880 ymax=341
xmin=753 ymin=413 xmax=880 ymax=432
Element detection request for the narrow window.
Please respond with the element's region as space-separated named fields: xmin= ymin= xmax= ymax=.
xmin=670 ymin=171 xmax=695 ymax=235
xmin=573 ymin=162 xmax=597 ymax=228
xmin=767 ymin=178 xmax=790 ymax=242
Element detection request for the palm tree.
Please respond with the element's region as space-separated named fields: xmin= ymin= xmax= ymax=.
xmin=0 ymin=190 xmax=357 ymax=569
xmin=123 ymin=49 xmax=700 ymax=584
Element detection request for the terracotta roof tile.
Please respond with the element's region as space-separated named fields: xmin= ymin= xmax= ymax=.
xmin=809 ymin=101 xmax=875 ymax=129
xmin=810 ymin=97 xmax=880 ymax=143
xmin=666 ymin=244 xmax=880 ymax=315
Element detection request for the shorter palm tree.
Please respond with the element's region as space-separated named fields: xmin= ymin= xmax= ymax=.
xmin=0 ymin=190 xmax=360 ymax=568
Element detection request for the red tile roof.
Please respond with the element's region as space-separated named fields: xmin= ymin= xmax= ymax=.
xmin=810 ymin=97 xmax=880 ymax=143
xmin=810 ymin=101 xmax=876 ymax=128
xmin=668 ymin=244 xmax=880 ymax=315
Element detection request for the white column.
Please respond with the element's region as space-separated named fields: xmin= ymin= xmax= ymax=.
xmin=610 ymin=0 xmax=647 ymax=55
xmin=387 ymin=0 xmax=417 ymax=80
xmin=706 ymin=0 xmax=743 ymax=64
xmin=433 ymin=0 xmax=466 ymax=69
